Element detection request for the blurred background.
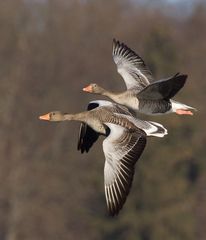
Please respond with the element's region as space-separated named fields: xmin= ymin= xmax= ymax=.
xmin=0 ymin=0 xmax=205 ymax=239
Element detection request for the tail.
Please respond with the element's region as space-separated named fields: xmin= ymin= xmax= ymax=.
xmin=116 ymin=113 xmax=168 ymax=138
xmin=146 ymin=121 xmax=168 ymax=138
xmin=171 ymin=100 xmax=197 ymax=115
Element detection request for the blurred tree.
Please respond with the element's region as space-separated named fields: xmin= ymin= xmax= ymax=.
xmin=0 ymin=0 xmax=204 ymax=240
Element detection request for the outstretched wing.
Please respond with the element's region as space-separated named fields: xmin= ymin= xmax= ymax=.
xmin=112 ymin=39 xmax=153 ymax=91
xmin=103 ymin=123 xmax=146 ymax=216
xmin=77 ymin=100 xmax=116 ymax=153
xmin=77 ymin=102 xmax=100 ymax=153
xmin=137 ymin=73 xmax=187 ymax=100
xmin=77 ymin=99 xmax=135 ymax=153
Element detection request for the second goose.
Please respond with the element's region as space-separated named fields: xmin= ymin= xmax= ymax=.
xmin=83 ymin=39 xmax=196 ymax=116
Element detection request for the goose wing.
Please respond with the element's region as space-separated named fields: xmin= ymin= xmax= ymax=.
xmin=77 ymin=102 xmax=100 ymax=153
xmin=103 ymin=123 xmax=146 ymax=216
xmin=137 ymin=73 xmax=187 ymax=100
xmin=77 ymin=100 xmax=119 ymax=153
xmin=112 ymin=39 xmax=153 ymax=91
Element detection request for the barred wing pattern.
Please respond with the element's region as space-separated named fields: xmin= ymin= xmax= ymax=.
xmin=112 ymin=39 xmax=153 ymax=91
xmin=103 ymin=123 xmax=146 ymax=216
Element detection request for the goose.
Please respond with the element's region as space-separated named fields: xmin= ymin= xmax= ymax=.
xmin=83 ymin=39 xmax=196 ymax=116
xmin=39 ymin=100 xmax=167 ymax=216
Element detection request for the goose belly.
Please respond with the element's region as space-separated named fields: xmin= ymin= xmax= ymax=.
xmin=138 ymin=99 xmax=172 ymax=115
xmin=116 ymin=96 xmax=140 ymax=110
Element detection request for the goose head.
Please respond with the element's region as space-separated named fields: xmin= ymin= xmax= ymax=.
xmin=39 ymin=111 xmax=66 ymax=121
xmin=83 ymin=83 xmax=105 ymax=94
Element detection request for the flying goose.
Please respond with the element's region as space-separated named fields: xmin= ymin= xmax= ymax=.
xmin=39 ymin=100 xmax=167 ymax=216
xmin=83 ymin=39 xmax=196 ymax=116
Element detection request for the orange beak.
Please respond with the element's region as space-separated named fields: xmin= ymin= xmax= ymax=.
xmin=39 ymin=113 xmax=50 ymax=121
xmin=83 ymin=85 xmax=92 ymax=93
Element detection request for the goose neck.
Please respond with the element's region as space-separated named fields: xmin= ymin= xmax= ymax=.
xmin=64 ymin=112 xmax=88 ymax=122
xmin=102 ymin=89 xmax=116 ymax=98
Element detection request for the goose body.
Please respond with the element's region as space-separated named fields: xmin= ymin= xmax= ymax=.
xmin=39 ymin=100 xmax=167 ymax=216
xmin=83 ymin=39 xmax=196 ymax=116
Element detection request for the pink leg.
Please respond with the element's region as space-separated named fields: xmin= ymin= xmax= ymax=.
xmin=176 ymin=109 xmax=193 ymax=115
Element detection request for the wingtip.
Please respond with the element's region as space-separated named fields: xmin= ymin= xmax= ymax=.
xmin=112 ymin=38 xmax=119 ymax=49
xmin=181 ymin=74 xmax=188 ymax=79
xmin=173 ymin=73 xmax=188 ymax=83
xmin=173 ymin=73 xmax=188 ymax=79
xmin=174 ymin=72 xmax=180 ymax=77
xmin=179 ymin=74 xmax=188 ymax=85
xmin=107 ymin=206 xmax=119 ymax=217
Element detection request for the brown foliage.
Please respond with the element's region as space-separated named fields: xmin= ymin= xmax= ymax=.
xmin=0 ymin=1 xmax=205 ymax=239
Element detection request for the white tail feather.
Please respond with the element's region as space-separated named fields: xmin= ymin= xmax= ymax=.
xmin=114 ymin=113 xmax=168 ymax=138
xmin=171 ymin=100 xmax=197 ymax=112
xmin=147 ymin=121 xmax=168 ymax=137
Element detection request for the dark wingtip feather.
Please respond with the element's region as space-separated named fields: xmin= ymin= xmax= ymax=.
xmin=77 ymin=102 xmax=100 ymax=154
xmin=77 ymin=124 xmax=99 ymax=154
xmin=112 ymin=38 xmax=117 ymax=49
xmin=163 ymin=73 xmax=188 ymax=99
xmin=174 ymin=73 xmax=188 ymax=88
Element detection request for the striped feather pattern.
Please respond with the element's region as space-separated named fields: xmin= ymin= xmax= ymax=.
xmin=112 ymin=39 xmax=153 ymax=90
xmin=103 ymin=123 xmax=146 ymax=216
